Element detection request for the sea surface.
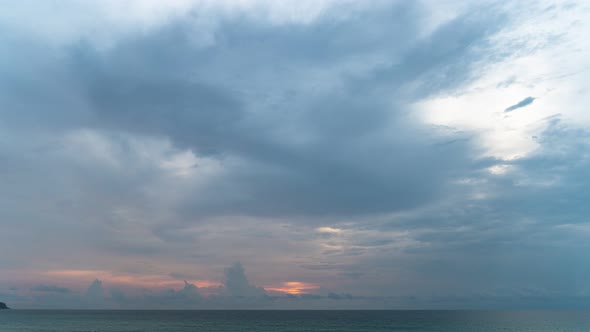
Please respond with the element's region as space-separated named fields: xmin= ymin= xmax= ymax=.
xmin=1 ymin=310 xmax=590 ymax=332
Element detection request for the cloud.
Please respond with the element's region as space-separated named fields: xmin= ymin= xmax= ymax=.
xmin=138 ymin=280 xmax=202 ymax=308
xmin=223 ymin=262 xmax=266 ymax=297
xmin=1 ymin=0 xmax=589 ymax=310
xmin=31 ymin=285 xmax=71 ymax=294
xmin=327 ymin=292 xmax=353 ymax=300
xmin=348 ymin=117 xmax=590 ymax=299
xmin=0 ymin=0 xmax=501 ymax=220
xmin=109 ymin=288 xmax=127 ymax=304
xmin=180 ymin=280 xmax=201 ymax=300
xmin=85 ymin=279 xmax=106 ymax=305
xmin=504 ymin=96 xmax=535 ymax=112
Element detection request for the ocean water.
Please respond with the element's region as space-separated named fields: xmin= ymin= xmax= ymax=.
xmin=1 ymin=310 xmax=589 ymax=332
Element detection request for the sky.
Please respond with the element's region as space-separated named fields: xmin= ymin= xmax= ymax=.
xmin=0 ymin=0 xmax=589 ymax=309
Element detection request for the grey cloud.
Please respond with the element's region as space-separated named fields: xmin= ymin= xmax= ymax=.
xmin=85 ymin=279 xmax=105 ymax=303
xmin=70 ymin=44 xmax=243 ymax=156
xmin=31 ymin=285 xmax=71 ymax=294
xmin=223 ymin=262 xmax=266 ymax=297
xmin=300 ymin=264 xmax=343 ymax=270
xmin=7 ymin=279 xmax=110 ymax=309
xmin=370 ymin=10 xmax=506 ymax=99
xmin=474 ymin=118 xmax=590 ymax=227
xmin=39 ymin=1 xmax=501 ymax=219
xmin=338 ymin=272 xmax=364 ymax=280
xmin=113 ymin=263 xmax=275 ymax=309
xmin=505 ymin=96 xmax=535 ymax=112
xmin=341 ymin=117 xmax=590 ymax=299
xmin=327 ymin=292 xmax=354 ymax=300
xmin=180 ymin=280 xmax=201 ymax=299
xmin=141 ymin=280 xmax=202 ymax=308
xmin=169 ymin=272 xmax=197 ymax=280
xmin=109 ymin=288 xmax=127 ymax=304
xmin=1 ymin=0 xmax=585 ymax=309
xmin=299 ymin=294 xmax=322 ymax=300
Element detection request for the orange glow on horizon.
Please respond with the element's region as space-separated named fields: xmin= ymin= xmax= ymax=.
xmin=13 ymin=270 xmax=319 ymax=296
xmin=264 ymin=281 xmax=320 ymax=295
xmin=43 ymin=269 xmax=220 ymax=289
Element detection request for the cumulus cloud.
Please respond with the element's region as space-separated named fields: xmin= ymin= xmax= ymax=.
xmin=84 ymin=279 xmax=106 ymax=306
xmin=223 ymin=262 xmax=266 ymax=297
xmin=138 ymin=280 xmax=202 ymax=308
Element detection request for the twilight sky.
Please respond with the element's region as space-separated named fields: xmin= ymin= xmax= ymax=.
xmin=1 ymin=0 xmax=590 ymax=309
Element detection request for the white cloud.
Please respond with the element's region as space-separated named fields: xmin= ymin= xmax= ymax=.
xmin=416 ymin=0 xmax=590 ymax=159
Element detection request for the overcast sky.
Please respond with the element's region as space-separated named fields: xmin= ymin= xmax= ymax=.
xmin=1 ymin=0 xmax=589 ymax=309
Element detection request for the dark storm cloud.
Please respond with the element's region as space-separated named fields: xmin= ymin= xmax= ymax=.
xmin=504 ymin=96 xmax=535 ymax=112
xmin=0 ymin=1 xmax=501 ymax=220
xmin=50 ymin=2 xmax=505 ymax=218
xmin=69 ymin=42 xmax=244 ymax=156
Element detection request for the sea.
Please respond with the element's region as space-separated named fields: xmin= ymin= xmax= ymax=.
xmin=1 ymin=310 xmax=590 ymax=332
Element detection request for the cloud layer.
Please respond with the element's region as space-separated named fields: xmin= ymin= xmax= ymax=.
xmin=1 ymin=0 xmax=589 ymax=309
